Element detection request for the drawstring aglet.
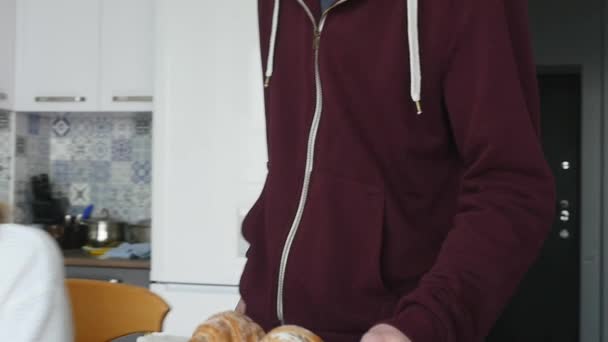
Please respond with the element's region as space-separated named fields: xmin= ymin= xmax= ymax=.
xmin=264 ymin=76 xmax=271 ymax=88
xmin=415 ymin=101 xmax=423 ymax=115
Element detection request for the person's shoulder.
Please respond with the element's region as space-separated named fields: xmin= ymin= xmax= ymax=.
xmin=0 ymin=224 xmax=64 ymax=271
xmin=0 ymin=224 xmax=57 ymax=248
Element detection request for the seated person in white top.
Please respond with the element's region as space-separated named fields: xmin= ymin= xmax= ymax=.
xmin=0 ymin=205 xmax=74 ymax=342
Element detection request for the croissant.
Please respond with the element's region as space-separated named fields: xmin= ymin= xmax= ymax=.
xmin=261 ymin=325 xmax=323 ymax=342
xmin=190 ymin=311 xmax=265 ymax=342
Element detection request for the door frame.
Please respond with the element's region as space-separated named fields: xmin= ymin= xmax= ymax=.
xmin=537 ymin=65 xmax=600 ymax=342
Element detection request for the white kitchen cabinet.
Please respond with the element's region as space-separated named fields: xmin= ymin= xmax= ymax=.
xmin=0 ymin=0 xmax=154 ymax=112
xmin=0 ymin=0 xmax=16 ymax=108
xmin=151 ymin=0 xmax=266 ymax=331
xmin=100 ymin=0 xmax=154 ymax=112
xmin=15 ymin=0 xmax=100 ymax=111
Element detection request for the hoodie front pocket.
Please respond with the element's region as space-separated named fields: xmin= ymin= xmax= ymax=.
xmin=282 ymin=170 xmax=395 ymax=333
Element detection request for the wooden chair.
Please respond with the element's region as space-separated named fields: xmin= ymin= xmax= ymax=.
xmin=0 ymin=202 xmax=8 ymax=223
xmin=66 ymin=279 xmax=170 ymax=342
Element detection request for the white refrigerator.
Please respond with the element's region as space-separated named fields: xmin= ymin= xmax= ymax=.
xmin=151 ymin=0 xmax=267 ymax=335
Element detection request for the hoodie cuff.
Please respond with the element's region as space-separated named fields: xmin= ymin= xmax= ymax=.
xmin=382 ymin=305 xmax=446 ymax=342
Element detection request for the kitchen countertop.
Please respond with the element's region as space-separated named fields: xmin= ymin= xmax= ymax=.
xmin=63 ymin=249 xmax=151 ymax=270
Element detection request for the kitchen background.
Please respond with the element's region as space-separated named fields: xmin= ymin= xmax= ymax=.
xmin=0 ymin=110 xmax=152 ymax=224
xmin=1 ymin=0 xmax=608 ymax=341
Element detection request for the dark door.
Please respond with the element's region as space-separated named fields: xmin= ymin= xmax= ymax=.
xmin=486 ymin=73 xmax=581 ymax=342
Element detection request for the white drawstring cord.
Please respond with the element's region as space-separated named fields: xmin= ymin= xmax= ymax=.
xmin=264 ymin=0 xmax=281 ymax=87
xmin=407 ymin=0 xmax=423 ymax=114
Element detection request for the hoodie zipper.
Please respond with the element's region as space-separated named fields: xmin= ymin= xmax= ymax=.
xmin=276 ymin=0 xmax=350 ymax=325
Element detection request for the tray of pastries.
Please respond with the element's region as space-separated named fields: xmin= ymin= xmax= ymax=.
xmin=190 ymin=311 xmax=322 ymax=342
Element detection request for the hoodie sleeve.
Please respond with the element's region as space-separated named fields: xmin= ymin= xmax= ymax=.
xmin=383 ymin=0 xmax=556 ymax=341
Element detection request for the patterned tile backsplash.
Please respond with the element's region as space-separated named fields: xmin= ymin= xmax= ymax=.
xmin=0 ymin=111 xmax=12 ymax=206
xmin=10 ymin=112 xmax=152 ymax=223
xmin=13 ymin=113 xmax=52 ymax=222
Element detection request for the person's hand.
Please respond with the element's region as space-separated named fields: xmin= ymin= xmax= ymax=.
xmin=235 ymin=298 xmax=247 ymax=314
xmin=361 ymin=324 xmax=412 ymax=342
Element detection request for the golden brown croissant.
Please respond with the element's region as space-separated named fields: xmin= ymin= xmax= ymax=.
xmin=261 ymin=325 xmax=323 ymax=342
xmin=190 ymin=311 xmax=265 ymax=342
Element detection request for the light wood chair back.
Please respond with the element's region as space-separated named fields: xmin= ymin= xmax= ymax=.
xmin=0 ymin=202 xmax=8 ymax=223
xmin=66 ymin=279 xmax=170 ymax=342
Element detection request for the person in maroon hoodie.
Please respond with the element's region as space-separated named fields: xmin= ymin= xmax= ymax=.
xmin=238 ymin=0 xmax=556 ymax=341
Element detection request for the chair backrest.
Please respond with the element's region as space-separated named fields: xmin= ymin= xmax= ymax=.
xmin=66 ymin=279 xmax=170 ymax=342
xmin=0 ymin=202 xmax=8 ymax=223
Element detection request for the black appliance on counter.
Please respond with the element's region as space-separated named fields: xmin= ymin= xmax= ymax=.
xmin=30 ymin=174 xmax=64 ymax=224
xmin=30 ymin=174 xmax=88 ymax=249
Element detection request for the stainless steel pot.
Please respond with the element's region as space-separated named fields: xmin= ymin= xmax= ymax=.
xmin=125 ymin=223 xmax=151 ymax=243
xmin=79 ymin=209 xmax=124 ymax=247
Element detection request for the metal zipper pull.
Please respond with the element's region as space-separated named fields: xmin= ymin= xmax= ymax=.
xmin=313 ymin=30 xmax=321 ymax=50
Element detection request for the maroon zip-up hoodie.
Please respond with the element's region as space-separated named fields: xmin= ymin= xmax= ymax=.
xmin=239 ymin=0 xmax=556 ymax=341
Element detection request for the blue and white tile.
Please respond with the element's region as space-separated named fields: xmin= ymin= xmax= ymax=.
xmin=0 ymin=157 xmax=11 ymax=180
xmin=131 ymin=185 xmax=151 ymax=221
xmin=111 ymin=162 xmax=132 ymax=181
xmin=89 ymin=138 xmax=111 ymax=161
xmin=134 ymin=113 xmax=152 ymax=135
xmin=135 ymin=206 xmax=151 ymax=222
xmin=28 ymin=135 xmax=50 ymax=162
xmin=0 ymin=111 xmax=10 ymax=131
xmin=13 ymin=159 xmax=27 ymax=182
xmin=0 ymin=131 xmax=11 ymax=157
xmin=113 ymin=206 xmax=132 ymax=222
xmin=89 ymin=161 xmax=111 ymax=183
xmin=51 ymin=160 xmax=71 ymax=183
xmin=0 ymin=182 xmax=9 ymax=202
xmin=116 ymin=184 xmax=135 ymax=206
xmin=39 ymin=116 xmax=52 ymax=137
xmin=92 ymin=116 xmax=113 ymax=139
xmin=111 ymin=139 xmax=132 ymax=161
xmin=70 ymin=135 xmax=93 ymax=160
xmin=28 ymin=114 xmax=41 ymax=135
xmin=26 ymin=137 xmax=40 ymax=159
xmin=70 ymin=183 xmax=90 ymax=206
xmin=36 ymin=138 xmax=51 ymax=158
xmin=51 ymin=115 xmax=71 ymax=137
xmin=50 ymin=137 xmax=71 ymax=160
xmin=15 ymin=136 xmax=27 ymax=156
xmin=14 ymin=180 xmax=29 ymax=212
xmin=69 ymin=161 xmax=90 ymax=183
xmin=91 ymin=183 xmax=119 ymax=208
xmin=70 ymin=115 xmax=94 ymax=137
xmin=132 ymin=185 xmax=151 ymax=205
xmin=131 ymin=160 xmax=151 ymax=184
xmin=112 ymin=117 xmax=136 ymax=139
xmin=131 ymin=135 xmax=151 ymax=160
xmin=91 ymin=184 xmax=130 ymax=220
xmin=90 ymin=184 xmax=107 ymax=209
xmin=15 ymin=114 xmax=28 ymax=136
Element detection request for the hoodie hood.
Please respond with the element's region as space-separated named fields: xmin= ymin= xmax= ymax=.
xmin=263 ymin=0 xmax=423 ymax=114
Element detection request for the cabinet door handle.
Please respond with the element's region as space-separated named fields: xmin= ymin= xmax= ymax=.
xmin=0 ymin=92 xmax=7 ymax=100
xmin=112 ymin=96 xmax=153 ymax=102
xmin=35 ymin=96 xmax=86 ymax=103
